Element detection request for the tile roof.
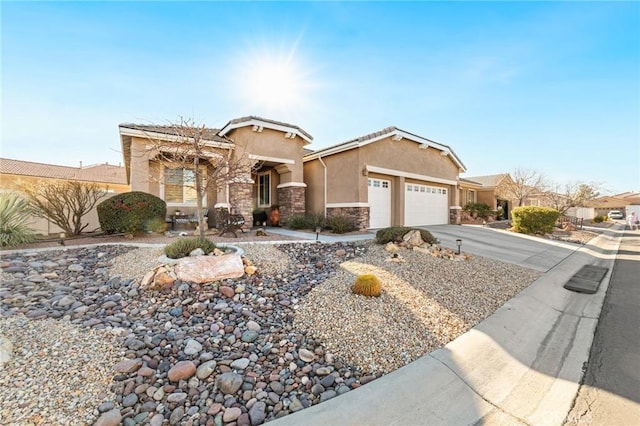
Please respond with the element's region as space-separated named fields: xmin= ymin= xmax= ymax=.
xmin=0 ymin=158 xmax=127 ymax=185
xmin=462 ymin=174 xmax=509 ymax=187
xmin=225 ymin=116 xmax=313 ymax=141
xmin=119 ymin=123 xmax=232 ymax=144
xmin=305 ymin=126 xmax=466 ymax=171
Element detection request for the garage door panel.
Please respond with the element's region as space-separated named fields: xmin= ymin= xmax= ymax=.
xmin=368 ymin=178 xmax=391 ymax=228
xmin=404 ymin=183 xmax=448 ymax=226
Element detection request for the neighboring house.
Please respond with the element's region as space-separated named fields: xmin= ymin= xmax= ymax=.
xmin=461 ymin=174 xmax=513 ymax=219
xmin=303 ymin=126 xmax=466 ymax=229
xmin=119 ymin=116 xmax=312 ymax=227
xmin=0 ymin=158 xmax=128 ymax=234
xmin=586 ymin=192 xmax=640 ymax=217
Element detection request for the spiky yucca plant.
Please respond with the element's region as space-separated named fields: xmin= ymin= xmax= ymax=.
xmin=0 ymin=192 xmax=37 ymax=247
xmin=352 ymin=274 xmax=382 ymax=297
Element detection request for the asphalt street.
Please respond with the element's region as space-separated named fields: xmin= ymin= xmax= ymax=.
xmin=565 ymin=228 xmax=640 ymax=425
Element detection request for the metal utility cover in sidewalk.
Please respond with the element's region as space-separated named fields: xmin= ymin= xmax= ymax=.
xmin=564 ymin=265 xmax=609 ymax=294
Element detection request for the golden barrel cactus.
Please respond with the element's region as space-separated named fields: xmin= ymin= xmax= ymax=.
xmin=352 ymin=274 xmax=382 ymax=297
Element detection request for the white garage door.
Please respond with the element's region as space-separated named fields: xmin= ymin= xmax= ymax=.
xmin=368 ymin=178 xmax=391 ymax=228
xmin=404 ymin=183 xmax=448 ymax=226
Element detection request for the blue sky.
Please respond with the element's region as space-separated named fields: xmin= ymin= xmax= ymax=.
xmin=2 ymin=1 xmax=639 ymax=194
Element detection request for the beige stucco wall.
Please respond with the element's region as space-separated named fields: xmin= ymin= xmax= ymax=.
xmin=477 ymin=189 xmax=498 ymax=209
xmin=361 ymin=138 xmax=459 ymax=181
xmin=303 ymin=160 xmax=326 ymax=214
xmin=228 ymin=127 xmax=305 ymax=184
xmin=304 ymin=136 xmax=462 ymax=226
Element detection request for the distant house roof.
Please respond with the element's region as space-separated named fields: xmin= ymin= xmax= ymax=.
xmin=218 ymin=116 xmax=313 ymax=143
xmin=119 ymin=123 xmax=232 ymax=144
xmin=462 ymin=174 xmax=509 ymax=188
xmin=0 ymin=158 xmax=127 ymax=185
xmin=304 ymin=126 xmax=466 ymax=171
xmin=586 ymin=195 xmax=637 ymax=208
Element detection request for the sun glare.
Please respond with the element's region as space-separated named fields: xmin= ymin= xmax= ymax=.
xmin=232 ymin=43 xmax=316 ymax=114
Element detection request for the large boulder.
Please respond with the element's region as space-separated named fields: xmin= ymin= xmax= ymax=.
xmin=174 ymin=254 xmax=244 ymax=283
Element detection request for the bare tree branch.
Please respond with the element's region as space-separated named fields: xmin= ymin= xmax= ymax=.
xmin=139 ymin=117 xmax=255 ymax=239
xmin=20 ymin=181 xmax=107 ymax=236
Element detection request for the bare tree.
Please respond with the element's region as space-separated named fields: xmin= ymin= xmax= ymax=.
xmin=497 ymin=168 xmax=547 ymax=207
xmin=20 ymin=180 xmax=107 ymax=236
xmin=142 ymin=117 xmax=253 ymax=239
xmin=544 ymin=181 xmax=602 ymax=214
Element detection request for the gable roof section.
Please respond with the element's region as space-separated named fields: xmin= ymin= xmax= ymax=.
xmin=119 ymin=124 xmax=233 ymax=145
xmin=0 ymin=158 xmax=127 ymax=185
xmin=218 ymin=116 xmax=313 ymax=144
xmin=304 ymin=126 xmax=466 ymax=171
xmin=462 ymin=174 xmax=509 ymax=188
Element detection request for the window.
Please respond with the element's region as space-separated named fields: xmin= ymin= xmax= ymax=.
xmin=407 ymin=185 xmax=412 ymax=192
xmin=258 ymin=172 xmax=271 ymax=207
xmin=164 ymin=166 xmax=200 ymax=204
xmin=373 ymin=180 xmax=381 ymax=188
xmin=442 ymin=189 xmax=447 ymax=195
xmin=382 ymin=181 xmax=389 ymax=189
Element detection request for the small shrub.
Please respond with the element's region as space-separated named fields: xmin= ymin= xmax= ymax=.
xmin=352 ymin=274 xmax=382 ymax=297
xmin=164 ymin=237 xmax=216 ymax=259
xmin=462 ymin=202 xmax=493 ymax=219
xmin=97 ymin=191 xmax=166 ymax=234
xmin=0 ymin=192 xmax=37 ymax=247
xmin=305 ymin=212 xmax=327 ymax=230
xmin=375 ymin=227 xmax=437 ymax=245
xmin=593 ymin=215 xmax=606 ymax=223
xmin=326 ymin=215 xmax=356 ymax=234
xmin=143 ymin=216 xmax=168 ymax=233
xmin=287 ymin=214 xmax=310 ymax=230
xmin=511 ymin=206 xmax=560 ymax=235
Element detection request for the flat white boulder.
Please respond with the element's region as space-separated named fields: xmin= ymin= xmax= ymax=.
xmin=174 ymin=253 xmax=244 ymax=283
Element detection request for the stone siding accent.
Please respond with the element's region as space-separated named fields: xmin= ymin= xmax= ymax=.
xmin=327 ymin=207 xmax=370 ymax=230
xmin=229 ymin=182 xmax=253 ymax=228
xmin=449 ymin=207 xmax=462 ymax=225
xmin=277 ymin=186 xmax=306 ymax=224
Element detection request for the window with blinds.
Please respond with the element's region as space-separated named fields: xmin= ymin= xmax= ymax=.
xmin=164 ymin=166 xmax=203 ymax=204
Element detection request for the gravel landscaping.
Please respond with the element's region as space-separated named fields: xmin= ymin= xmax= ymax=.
xmin=0 ymin=241 xmax=542 ymax=425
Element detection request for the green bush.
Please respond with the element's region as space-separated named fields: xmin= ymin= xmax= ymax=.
xmin=593 ymin=215 xmax=607 ymax=223
xmin=352 ymin=274 xmax=382 ymax=297
xmin=305 ymin=212 xmax=327 ymax=230
xmin=164 ymin=237 xmax=216 ymax=259
xmin=511 ymin=206 xmax=560 ymax=235
xmin=0 ymin=192 xmax=37 ymax=247
xmin=287 ymin=214 xmax=310 ymax=230
xmin=326 ymin=215 xmax=356 ymax=234
xmin=286 ymin=213 xmax=327 ymax=230
xmin=97 ymin=192 xmax=166 ymax=234
xmin=143 ymin=216 xmax=168 ymax=233
xmin=375 ymin=227 xmax=438 ymax=245
xmin=462 ymin=202 xmax=493 ymax=219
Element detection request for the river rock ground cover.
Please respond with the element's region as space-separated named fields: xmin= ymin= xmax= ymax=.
xmin=0 ymin=241 xmax=541 ymax=425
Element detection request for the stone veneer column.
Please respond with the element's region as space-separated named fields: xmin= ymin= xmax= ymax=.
xmin=228 ymin=182 xmax=253 ymax=229
xmin=277 ymin=186 xmax=306 ymax=224
xmin=449 ymin=206 xmax=462 ymax=225
xmin=327 ymin=207 xmax=370 ymax=230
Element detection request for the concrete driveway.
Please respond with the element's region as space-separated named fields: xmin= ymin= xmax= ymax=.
xmin=422 ymin=224 xmax=582 ymax=272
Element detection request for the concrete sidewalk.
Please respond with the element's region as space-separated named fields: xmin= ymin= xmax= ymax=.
xmin=270 ymin=225 xmax=624 ymax=426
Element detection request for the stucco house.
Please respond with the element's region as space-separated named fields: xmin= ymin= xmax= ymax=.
xmin=0 ymin=157 xmax=128 ymax=234
xmin=119 ymin=116 xmax=312 ymax=228
xmin=303 ymin=126 xmax=466 ymax=229
xmin=461 ymin=174 xmax=514 ymax=219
